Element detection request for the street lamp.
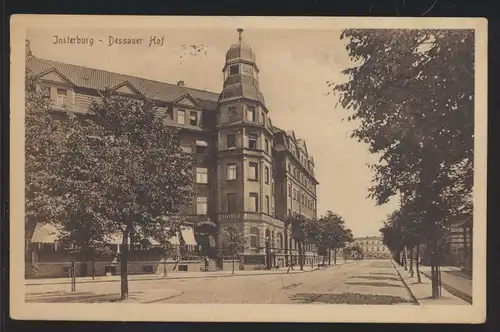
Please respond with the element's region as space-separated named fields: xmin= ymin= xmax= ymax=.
xmin=265 ymin=234 xmax=271 ymax=270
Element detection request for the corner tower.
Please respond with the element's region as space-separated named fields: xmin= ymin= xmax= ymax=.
xmin=216 ymin=29 xmax=280 ymax=263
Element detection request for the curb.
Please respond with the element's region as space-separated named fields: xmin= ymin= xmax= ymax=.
xmin=26 ymin=268 xmax=319 ymax=286
xmin=391 ymin=260 xmax=420 ymax=305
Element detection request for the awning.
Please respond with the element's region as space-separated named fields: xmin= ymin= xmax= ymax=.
xmin=180 ymin=226 xmax=197 ymax=246
xmin=195 ymin=140 xmax=208 ymax=146
xmin=31 ymin=223 xmax=60 ymax=244
xmin=30 ymin=223 xmax=197 ymax=246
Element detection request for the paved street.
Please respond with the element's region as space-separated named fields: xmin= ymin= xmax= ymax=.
xmin=26 ymin=260 xmax=416 ymax=305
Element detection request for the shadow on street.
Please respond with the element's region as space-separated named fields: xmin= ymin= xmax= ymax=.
xmin=289 ymin=292 xmax=414 ymax=305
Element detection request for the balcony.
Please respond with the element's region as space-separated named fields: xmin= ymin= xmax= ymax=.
xmin=217 ymin=212 xmax=284 ymax=227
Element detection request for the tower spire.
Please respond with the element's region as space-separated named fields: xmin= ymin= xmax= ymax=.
xmin=237 ymin=28 xmax=244 ymax=42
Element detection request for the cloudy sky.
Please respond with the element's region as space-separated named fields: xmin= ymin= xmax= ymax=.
xmin=27 ymin=27 xmax=398 ymax=237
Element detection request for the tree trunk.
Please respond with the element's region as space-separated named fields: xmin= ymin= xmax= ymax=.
xmin=409 ymin=246 xmax=414 ymax=277
xmin=416 ymin=244 xmax=422 ymax=283
xmin=298 ymin=242 xmax=304 ymax=270
xmin=333 ymin=248 xmax=338 ymax=265
xmin=431 ymin=240 xmax=440 ymax=298
xmin=232 ymin=256 xmax=235 ymax=274
xmin=92 ymin=259 xmax=95 ymax=280
xmin=163 ymin=257 xmax=167 ymax=278
xmin=403 ymin=247 xmax=408 ymax=270
xmin=120 ymin=228 xmax=130 ymax=300
xmin=328 ymin=249 xmax=331 ymax=265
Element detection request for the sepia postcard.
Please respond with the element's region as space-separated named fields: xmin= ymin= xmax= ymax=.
xmin=10 ymin=15 xmax=487 ymax=323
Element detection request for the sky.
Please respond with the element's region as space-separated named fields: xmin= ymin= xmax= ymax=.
xmin=27 ymin=27 xmax=398 ymax=238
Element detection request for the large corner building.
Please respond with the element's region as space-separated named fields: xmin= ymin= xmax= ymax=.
xmin=25 ymin=29 xmax=320 ymax=277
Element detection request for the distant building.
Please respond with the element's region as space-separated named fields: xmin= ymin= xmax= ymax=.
xmin=24 ymin=29 xmax=321 ymax=278
xmin=353 ymin=236 xmax=391 ymax=259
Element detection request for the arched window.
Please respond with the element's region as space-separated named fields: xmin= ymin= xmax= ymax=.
xmin=249 ymin=227 xmax=259 ymax=252
xmin=277 ymin=233 xmax=283 ymax=249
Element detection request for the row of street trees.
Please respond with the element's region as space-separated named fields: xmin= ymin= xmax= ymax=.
xmin=217 ymin=210 xmax=355 ymax=274
xmin=25 ymin=71 xmax=197 ymax=299
xmin=285 ymin=211 xmax=354 ymax=270
xmin=331 ymin=29 xmax=474 ymax=298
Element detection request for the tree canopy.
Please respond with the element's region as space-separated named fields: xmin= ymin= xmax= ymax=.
xmin=331 ymin=29 xmax=474 ymax=241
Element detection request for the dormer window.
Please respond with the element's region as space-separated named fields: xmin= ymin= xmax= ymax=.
xmin=229 ymin=64 xmax=239 ymax=76
xmin=189 ymin=111 xmax=198 ymax=126
xmin=56 ymin=88 xmax=67 ymax=105
xmin=177 ymin=110 xmax=185 ymax=124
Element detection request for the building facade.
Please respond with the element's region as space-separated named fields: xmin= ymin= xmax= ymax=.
xmin=353 ymin=236 xmax=391 ymax=259
xmin=25 ymin=29 xmax=320 ymax=277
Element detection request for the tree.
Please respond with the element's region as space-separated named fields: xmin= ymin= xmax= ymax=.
xmin=317 ymin=211 xmax=353 ymax=265
xmin=331 ymin=29 xmax=474 ymax=298
xmin=53 ymin=89 xmax=196 ymax=299
xmin=345 ymin=243 xmax=363 ymax=260
xmin=220 ymin=225 xmax=246 ymax=274
xmin=24 ymin=71 xmax=69 ymax=252
xmin=285 ymin=212 xmax=309 ymax=270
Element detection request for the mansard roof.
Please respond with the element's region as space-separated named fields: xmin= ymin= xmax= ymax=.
xmin=26 ymin=56 xmax=219 ymax=110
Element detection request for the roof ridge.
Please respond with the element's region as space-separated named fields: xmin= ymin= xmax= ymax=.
xmin=29 ymin=56 xmax=220 ymax=97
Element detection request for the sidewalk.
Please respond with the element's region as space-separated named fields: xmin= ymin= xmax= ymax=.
xmin=26 ymin=265 xmax=320 ymax=286
xmin=419 ymin=265 xmax=472 ymax=304
xmin=392 ymin=260 xmax=470 ymax=305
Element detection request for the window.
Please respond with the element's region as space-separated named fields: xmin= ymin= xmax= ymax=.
xmin=227 ymin=193 xmax=237 ymax=213
xmin=246 ymin=106 xmax=256 ymax=122
xmin=226 ymin=164 xmax=237 ymax=180
xmin=195 ymin=140 xmax=208 ymax=154
xmin=177 ymin=110 xmax=185 ymax=124
xmin=228 ymin=107 xmax=237 ymax=121
xmin=229 ymin=64 xmax=239 ymax=76
xmin=196 ymin=167 xmax=208 ymax=184
xmin=264 ymin=166 xmax=269 ymax=184
xmin=248 ymin=134 xmax=258 ymax=149
xmin=227 ymin=134 xmax=236 ymax=149
xmin=293 ymin=188 xmax=297 ymax=200
xmin=55 ymin=88 xmax=68 ymax=105
xmin=261 ymin=111 xmax=266 ymax=126
xmin=250 ymin=228 xmax=259 ymax=249
xmin=265 ymin=139 xmax=269 ymax=154
xmin=248 ymin=162 xmax=258 ymax=180
xmin=189 ymin=111 xmax=198 ymax=126
xmin=288 ymin=184 xmax=292 ymax=197
xmin=249 ymin=193 xmax=258 ymax=212
xmin=272 ymin=180 xmax=275 ymax=196
xmin=196 ymin=197 xmax=208 ymax=215
xmin=265 ymin=195 xmax=270 ymax=214
xmin=288 ymin=164 xmax=291 ymax=173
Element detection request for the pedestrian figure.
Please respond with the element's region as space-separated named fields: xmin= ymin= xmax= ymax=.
xmin=286 ymin=261 xmax=294 ymax=273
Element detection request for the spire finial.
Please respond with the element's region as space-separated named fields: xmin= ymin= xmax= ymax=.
xmin=237 ymin=28 xmax=244 ymax=41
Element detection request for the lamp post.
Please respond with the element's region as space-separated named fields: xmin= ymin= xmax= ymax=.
xmin=265 ymin=234 xmax=271 ymax=270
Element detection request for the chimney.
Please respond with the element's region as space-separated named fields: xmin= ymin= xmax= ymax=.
xmin=177 ymin=80 xmax=185 ymax=87
xmin=25 ymin=39 xmax=32 ymax=57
